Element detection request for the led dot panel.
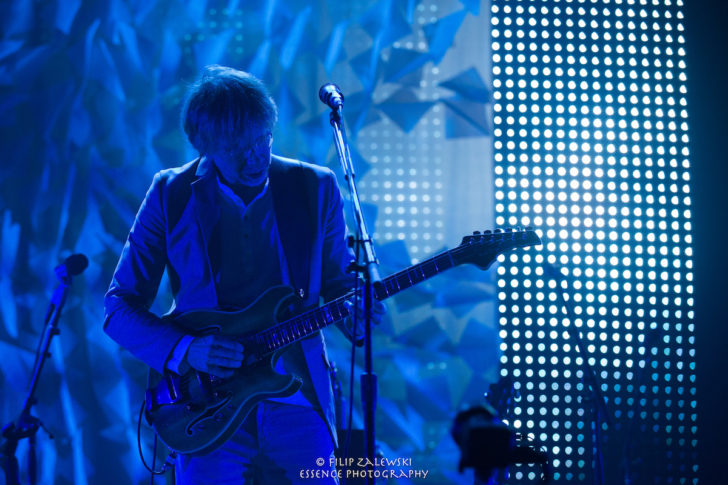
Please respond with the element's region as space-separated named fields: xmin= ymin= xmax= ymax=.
xmin=491 ymin=1 xmax=697 ymax=483
xmin=360 ymin=5 xmax=449 ymax=263
xmin=360 ymin=107 xmax=447 ymax=262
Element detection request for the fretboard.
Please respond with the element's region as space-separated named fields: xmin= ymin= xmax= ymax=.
xmin=250 ymin=249 xmax=458 ymax=356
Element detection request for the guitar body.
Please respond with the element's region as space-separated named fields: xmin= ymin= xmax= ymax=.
xmin=145 ymin=285 xmax=304 ymax=456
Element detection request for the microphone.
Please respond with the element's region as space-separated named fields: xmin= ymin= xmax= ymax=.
xmin=57 ymin=253 xmax=89 ymax=276
xmin=319 ymin=83 xmax=344 ymax=110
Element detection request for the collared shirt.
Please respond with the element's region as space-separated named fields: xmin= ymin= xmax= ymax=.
xmin=168 ymin=174 xmax=315 ymax=409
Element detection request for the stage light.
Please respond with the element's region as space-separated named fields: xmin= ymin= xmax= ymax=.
xmin=492 ymin=0 xmax=695 ymax=481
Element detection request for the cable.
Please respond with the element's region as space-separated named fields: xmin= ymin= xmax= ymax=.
xmin=150 ymin=433 xmax=158 ymax=485
xmin=137 ymin=401 xmax=171 ymax=476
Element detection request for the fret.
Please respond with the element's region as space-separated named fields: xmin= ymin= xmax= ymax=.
xmin=330 ymin=303 xmax=343 ymax=320
xmin=407 ymin=267 xmax=420 ymax=284
xmin=313 ymin=310 xmax=324 ymax=328
xmin=374 ymin=278 xmax=391 ymax=300
xmin=333 ymin=299 xmax=347 ymax=319
xmin=280 ymin=328 xmax=288 ymax=344
xmin=374 ymin=283 xmax=388 ymax=300
xmin=276 ymin=330 xmax=283 ymax=347
xmin=437 ymin=253 xmax=453 ymax=269
xmin=396 ymin=272 xmax=409 ymax=289
xmin=419 ymin=260 xmax=434 ymax=278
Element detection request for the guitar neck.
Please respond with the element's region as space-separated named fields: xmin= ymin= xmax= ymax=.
xmin=251 ymin=250 xmax=458 ymax=356
xmin=250 ymin=228 xmax=540 ymax=357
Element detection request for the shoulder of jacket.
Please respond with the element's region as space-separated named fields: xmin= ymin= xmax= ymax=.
xmin=271 ymin=154 xmax=335 ymax=182
xmin=153 ymin=158 xmax=200 ymax=188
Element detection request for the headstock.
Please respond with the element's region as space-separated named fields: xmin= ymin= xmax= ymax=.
xmin=454 ymin=228 xmax=541 ymax=270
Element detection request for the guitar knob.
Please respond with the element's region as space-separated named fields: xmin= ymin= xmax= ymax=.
xmin=505 ymin=227 xmax=512 ymax=232
xmin=473 ymin=231 xmax=481 ymax=235
xmin=484 ymin=230 xmax=492 ymax=234
xmin=494 ymin=228 xmax=502 ymax=233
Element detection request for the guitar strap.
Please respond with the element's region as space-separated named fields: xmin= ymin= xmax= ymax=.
xmin=269 ymin=159 xmax=315 ymax=298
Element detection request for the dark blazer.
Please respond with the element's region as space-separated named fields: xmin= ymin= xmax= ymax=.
xmin=104 ymin=155 xmax=356 ymax=446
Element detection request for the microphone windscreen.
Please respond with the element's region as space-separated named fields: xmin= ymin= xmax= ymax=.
xmin=65 ymin=253 xmax=89 ymax=276
xmin=319 ymin=83 xmax=343 ymax=109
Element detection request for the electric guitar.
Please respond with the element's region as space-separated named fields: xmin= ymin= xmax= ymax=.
xmin=144 ymin=228 xmax=541 ymax=455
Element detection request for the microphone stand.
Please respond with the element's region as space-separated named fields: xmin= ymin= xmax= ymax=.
xmin=546 ymin=266 xmax=611 ymax=485
xmin=1 ymin=258 xmax=84 ymax=485
xmin=619 ymin=326 xmax=660 ymax=484
xmin=324 ymin=92 xmax=381 ymax=484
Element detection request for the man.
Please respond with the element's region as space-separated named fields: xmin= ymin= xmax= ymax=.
xmin=104 ymin=65 xmax=384 ymax=483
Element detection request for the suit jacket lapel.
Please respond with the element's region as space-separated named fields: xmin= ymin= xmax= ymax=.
xmin=270 ymin=158 xmax=314 ymax=299
xmin=191 ymin=157 xmax=222 ymax=283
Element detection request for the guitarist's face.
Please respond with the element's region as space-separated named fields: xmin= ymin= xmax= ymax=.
xmin=212 ymin=128 xmax=273 ymax=187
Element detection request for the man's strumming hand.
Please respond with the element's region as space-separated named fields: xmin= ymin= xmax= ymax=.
xmin=184 ymin=335 xmax=244 ymax=378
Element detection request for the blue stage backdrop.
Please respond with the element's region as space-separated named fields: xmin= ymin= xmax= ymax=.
xmin=0 ymin=1 xmax=496 ymax=483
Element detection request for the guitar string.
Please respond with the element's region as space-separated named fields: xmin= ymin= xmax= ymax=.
xmin=174 ymin=232 xmax=535 ymax=386
xmin=252 ymin=232 xmax=536 ymax=355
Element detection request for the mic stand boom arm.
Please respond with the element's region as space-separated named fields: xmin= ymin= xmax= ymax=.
xmin=550 ymin=270 xmax=611 ymax=485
